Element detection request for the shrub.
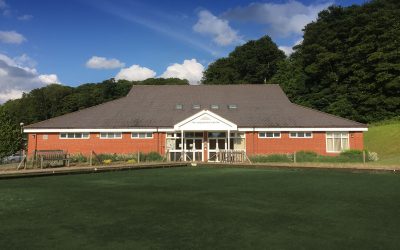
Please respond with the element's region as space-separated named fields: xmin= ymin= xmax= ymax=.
xmin=250 ymin=154 xmax=292 ymax=163
xmin=339 ymin=150 xmax=364 ymax=162
xmin=295 ymin=151 xmax=318 ymax=162
xmin=139 ymin=152 xmax=164 ymax=162
xmin=127 ymin=159 xmax=136 ymax=164
xmin=103 ymin=159 xmax=112 ymax=164
xmin=70 ymin=154 xmax=88 ymax=163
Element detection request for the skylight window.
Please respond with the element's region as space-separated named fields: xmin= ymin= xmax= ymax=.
xmin=211 ymin=104 xmax=219 ymax=110
xmin=175 ymin=104 xmax=183 ymax=110
xmin=192 ymin=104 xmax=201 ymax=110
xmin=228 ymin=104 xmax=237 ymax=109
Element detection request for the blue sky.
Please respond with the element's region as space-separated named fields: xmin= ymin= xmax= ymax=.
xmin=0 ymin=0 xmax=365 ymax=102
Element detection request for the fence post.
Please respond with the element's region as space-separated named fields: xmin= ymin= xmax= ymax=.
xmin=137 ymin=151 xmax=140 ymax=163
xmin=89 ymin=151 xmax=93 ymax=166
xmin=363 ymin=150 xmax=366 ymax=164
xmin=293 ymin=152 xmax=297 ymax=163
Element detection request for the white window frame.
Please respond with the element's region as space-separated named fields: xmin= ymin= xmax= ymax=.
xmin=131 ymin=132 xmax=154 ymax=139
xmin=100 ymin=132 xmax=122 ymax=139
xmin=166 ymin=132 xmax=182 ymax=138
xmin=59 ymin=132 xmax=90 ymax=139
xmin=258 ymin=132 xmax=281 ymax=138
xmin=289 ymin=132 xmax=313 ymax=138
xmin=326 ymin=132 xmax=350 ymax=153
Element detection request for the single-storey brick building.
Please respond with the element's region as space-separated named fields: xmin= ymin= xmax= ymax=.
xmin=24 ymin=84 xmax=367 ymax=162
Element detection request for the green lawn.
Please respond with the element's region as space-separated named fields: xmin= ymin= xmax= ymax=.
xmin=365 ymin=121 xmax=400 ymax=165
xmin=1 ymin=167 xmax=400 ymax=249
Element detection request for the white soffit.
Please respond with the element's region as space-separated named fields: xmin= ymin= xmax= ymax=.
xmin=174 ymin=110 xmax=237 ymax=131
xmin=238 ymin=127 xmax=368 ymax=132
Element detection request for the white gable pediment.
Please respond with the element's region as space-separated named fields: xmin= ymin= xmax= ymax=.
xmin=174 ymin=110 xmax=237 ymax=131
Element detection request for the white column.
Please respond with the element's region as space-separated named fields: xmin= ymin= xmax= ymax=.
xmin=181 ymin=129 xmax=184 ymax=161
xmin=227 ymin=130 xmax=230 ymax=150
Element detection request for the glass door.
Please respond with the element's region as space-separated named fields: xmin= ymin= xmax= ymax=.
xmin=184 ymin=138 xmax=203 ymax=162
xmin=208 ymin=138 xmax=226 ymax=162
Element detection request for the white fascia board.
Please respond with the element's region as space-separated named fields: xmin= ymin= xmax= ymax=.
xmin=24 ymin=128 xmax=159 ymax=133
xmin=158 ymin=128 xmax=175 ymax=132
xmin=238 ymin=127 xmax=368 ymax=132
xmin=174 ymin=110 xmax=237 ymax=131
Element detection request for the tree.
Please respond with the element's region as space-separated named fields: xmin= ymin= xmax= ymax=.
xmin=203 ymin=36 xmax=286 ymax=84
xmin=0 ymin=109 xmax=22 ymax=160
xmin=281 ymin=0 xmax=400 ymax=123
xmin=0 ymin=77 xmax=189 ymax=128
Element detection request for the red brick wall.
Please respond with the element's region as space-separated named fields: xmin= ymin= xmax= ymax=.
xmin=27 ymin=132 xmax=166 ymax=157
xmin=246 ymin=131 xmax=364 ymax=156
xmin=27 ymin=131 xmax=364 ymax=159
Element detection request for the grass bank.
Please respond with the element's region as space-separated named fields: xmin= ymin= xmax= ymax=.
xmin=365 ymin=119 xmax=400 ymax=165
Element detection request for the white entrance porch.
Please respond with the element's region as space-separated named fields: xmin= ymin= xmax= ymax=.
xmin=166 ymin=110 xmax=246 ymax=162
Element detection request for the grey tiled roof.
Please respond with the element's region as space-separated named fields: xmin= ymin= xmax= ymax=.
xmin=25 ymin=84 xmax=366 ymax=129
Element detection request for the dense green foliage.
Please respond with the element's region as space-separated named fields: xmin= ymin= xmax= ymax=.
xmin=0 ymin=109 xmax=22 ymax=160
xmin=1 ymin=78 xmax=187 ymax=127
xmin=202 ymin=36 xmax=286 ymax=84
xmin=1 ymin=167 xmax=400 ymax=249
xmin=276 ymin=0 xmax=400 ymax=123
xmin=249 ymin=150 xmax=368 ymax=163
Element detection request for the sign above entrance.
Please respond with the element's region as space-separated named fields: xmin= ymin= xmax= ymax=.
xmin=174 ymin=110 xmax=237 ymax=131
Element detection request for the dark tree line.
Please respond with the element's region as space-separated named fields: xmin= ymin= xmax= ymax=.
xmin=0 ymin=78 xmax=188 ymax=126
xmin=202 ymin=36 xmax=286 ymax=84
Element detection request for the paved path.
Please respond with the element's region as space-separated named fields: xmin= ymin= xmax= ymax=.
xmin=0 ymin=161 xmax=399 ymax=179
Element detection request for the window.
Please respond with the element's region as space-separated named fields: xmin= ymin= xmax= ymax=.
xmin=131 ymin=132 xmax=153 ymax=139
xmin=326 ymin=132 xmax=349 ymax=152
xmin=184 ymin=132 xmax=203 ymax=138
xmin=210 ymin=104 xmax=219 ymax=110
xmin=192 ymin=104 xmax=201 ymax=110
xmin=60 ymin=133 xmax=90 ymax=139
xmin=230 ymin=132 xmax=245 ymax=138
xmin=167 ymin=133 xmax=181 ymax=138
xmin=289 ymin=132 xmax=312 ymax=138
xmin=228 ymin=104 xmax=237 ymax=109
xmin=175 ymin=104 xmax=183 ymax=110
xmin=100 ymin=132 xmax=122 ymax=139
xmin=258 ymin=132 xmax=281 ymax=138
xmin=208 ymin=132 xmax=226 ymax=138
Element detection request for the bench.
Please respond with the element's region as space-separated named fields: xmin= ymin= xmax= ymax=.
xmin=34 ymin=150 xmax=70 ymax=169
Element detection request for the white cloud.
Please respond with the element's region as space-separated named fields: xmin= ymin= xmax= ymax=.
xmin=279 ymin=39 xmax=303 ymax=56
xmin=0 ymin=53 xmax=61 ymax=103
xmin=161 ymin=59 xmax=204 ymax=84
xmin=0 ymin=30 xmax=26 ymax=44
xmin=0 ymin=0 xmax=6 ymax=9
xmin=0 ymin=89 xmax=25 ymax=103
xmin=38 ymin=74 xmax=61 ymax=84
xmin=279 ymin=46 xmax=294 ymax=56
xmin=193 ymin=10 xmax=241 ymax=46
xmin=115 ymin=65 xmax=156 ymax=81
xmin=86 ymin=56 xmax=125 ymax=69
xmin=224 ymin=1 xmax=332 ymax=37
xmin=17 ymin=14 xmax=33 ymax=21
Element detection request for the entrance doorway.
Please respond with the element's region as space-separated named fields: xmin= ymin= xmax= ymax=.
xmin=184 ymin=138 xmax=203 ymax=161
xmin=208 ymin=138 xmax=226 ymax=162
